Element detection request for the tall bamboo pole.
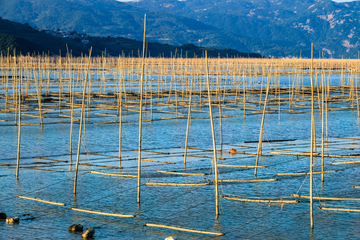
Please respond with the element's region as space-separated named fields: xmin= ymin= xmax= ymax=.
xmin=321 ymin=69 xmax=325 ymax=183
xmin=36 ymin=58 xmax=43 ymax=129
xmin=310 ymin=43 xmax=314 ymax=229
xmin=73 ymin=47 xmax=92 ymax=195
xmin=16 ymin=60 xmax=21 ymax=179
xmin=69 ymin=55 xmax=74 ymax=164
xmin=254 ymin=75 xmax=270 ymax=177
xmin=137 ymin=14 xmax=147 ymax=204
xmin=218 ymin=56 xmax=223 ymax=151
xmin=118 ymin=56 xmax=123 ymax=168
xmin=205 ymin=51 xmax=219 ymax=218
xmin=184 ymin=77 xmax=194 ymax=168
xmin=13 ymin=50 xmax=17 ymax=125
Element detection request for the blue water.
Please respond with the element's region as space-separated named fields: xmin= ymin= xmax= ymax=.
xmin=1 ymin=71 xmax=360 ymax=239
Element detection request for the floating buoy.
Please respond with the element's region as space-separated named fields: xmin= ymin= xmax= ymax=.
xmin=6 ymin=217 xmax=19 ymax=224
xmin=69 ymin=224 xmax=84 ymax=232
xmin=0 ymin=213 xmax=6 ymax=219
xmin=230 ymin=148 xmax=237 ymax=153
xmin=165 ymin=237 xmax=175 ymax=240
xmin=82 ymin=228 xmax=95 ymax=239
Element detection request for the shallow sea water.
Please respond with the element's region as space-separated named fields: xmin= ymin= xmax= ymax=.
xmin=1 ymin=74 xmax=360 ymax=239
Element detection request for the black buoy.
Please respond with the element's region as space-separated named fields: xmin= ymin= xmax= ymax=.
xmin=82 ymin=228 xmax=95 ymax=238
xmin=68 ymin=224 xmax=84 ymax=232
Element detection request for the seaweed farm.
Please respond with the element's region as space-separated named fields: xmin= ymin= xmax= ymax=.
xmin=1 ymin=54 xmax=360 ymax=239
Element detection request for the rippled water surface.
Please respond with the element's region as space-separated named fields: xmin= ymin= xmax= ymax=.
xmin=1 ymin=73 xmax=360 ymax=239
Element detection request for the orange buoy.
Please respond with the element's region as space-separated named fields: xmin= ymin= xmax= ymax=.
xmin=229 ymin=148 xmax=237 ymax=153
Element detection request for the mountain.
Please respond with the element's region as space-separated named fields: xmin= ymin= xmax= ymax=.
xmin=130 ymin=0 xmax=360 ymax=58
xmin=2 ymin=0 xmax=350 ymax=57
xmin=0 ymin=17 xmax=85 ymax=55
xmin=0 ymin=0 xmax=250 ymax=52
xmin=0 ymin=17 xmax=262 ymax=58
xmin=0 ymin=34 xmax=44 ymax=56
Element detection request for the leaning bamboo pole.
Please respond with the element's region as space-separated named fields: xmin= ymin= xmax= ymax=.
xmin=144 ymin=223 xmax=224 ymax=236
xmin=292 ymin=194 xmax=360 ymax=201
xmin=205 ymin=51 xmax=219 ymax=218
xmin=276 ymin=170 xmax=336 ymax=176
xmin=183 ymin=77 xmax=193 ymax=168
xmin=319 ymin=207 xmax=360 ymax=213
xmin=145 ymin=182 xmax=210 ymax=186
xmin=218 ymin=164 xmax=266 ymax=168
xmin=254 ymin=75 xmax=270 ymax=177
xmin=219 ymin=179 xmax=277 ymax=183
xmin=17 ymin=195 xmax=66 ymax=206
xmin=70 ymin=208 xmax=135 ymax=218
xmin=137 ymin=14 xmax=147 ymax=204
xmin=221 ymin=195 xmax=299 ymax=204
xmin=90 ymin=171 xmax=137 ymax=178
xmin=73 ymin=47 xmax=92 ymax=195
xmin=156 ymin=170 xmax=206 ymax=176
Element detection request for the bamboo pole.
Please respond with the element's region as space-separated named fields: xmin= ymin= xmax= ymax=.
xmin=73 ymin=47 xmax=92 ymax=195
xmin=254 ymin=75 xmax=270 ymax=177
xmin=292 ymin=194 xmax=360 ymax=201
xmin=85 ymin=152 xmax=118 ymax=158
xmin=310 ymin=44 xmax=315 ymax=229
xmin=330 ymin=161 xmax=360 ymax=165
xmin=137 ymin=14 xmax=147 ymax=204
xmin=70 ymin=208 xmax=135 ymax=218
xmin=13 ymin=51 xmax=17 ymax=126
xmin=90 ymin=171 xmax=137 ymax=178
xmin=221 ymin=196 xmax=299 ymax=204
xmin=218 ymin=56 xmax=223 ymax=151
xmin=276 ymin=170 xmax=336 ymax=176
xmin=156 ymin=170 xmax=206 ymax=176
xmin=35 ymin=58 xmax=43 ymax=129
xmin=33 ymin=157 xmax=68 ymax=163
xmin=319 ymin=207 xmax=360 ymax=213
xmin=205 ymin=51 xmax=219 ymax=218
xmin=58 ymin=54 xmax=62 ymax=117
xmin=17 ymin=195 xmax=66 ymax=206
xmin=321 ymin=68 xmax=325 ymax=183
xmin=218 ymin=164 xmax=266 ymax=168
xmin=141 ymin=159 xmax=176 ymax=164
xmin=118 ymin=57 xmax=123 ymax=168
xmin=270 ymin=151 xmax=360 ymax=158
xmin=16 ymin=60 xmax=21 ymax=179
xmin=145 ymin=182 xmax=209 ymax=186
xmin=183 ymin=77 xmax=193 ymax=168
xmin=218 ymin=179 xmax=277 ymax=183
xmin=144 ymin=223 xmax=224 ymax=236
xmin=69 ymin=55 xmax=74 ymax=164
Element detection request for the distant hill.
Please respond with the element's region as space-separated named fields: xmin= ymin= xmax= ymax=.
xmin=0 ymin=17 xmax=263 ymax=58
xmin=0 ymin=0 xmax=311 ymax=58
xmin=130 ymin=0 xmax=360 ymax=58
xmin=0 ymin=34 xmax=44 ymax=56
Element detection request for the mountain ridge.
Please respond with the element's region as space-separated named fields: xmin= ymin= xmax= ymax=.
xmin=1 ymin=0 xmax=355 ymax=57
xmin=130 ymin=0 xmax=360 ymax=57
xmin=0 ymin=17 xmax=263 ymax=58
